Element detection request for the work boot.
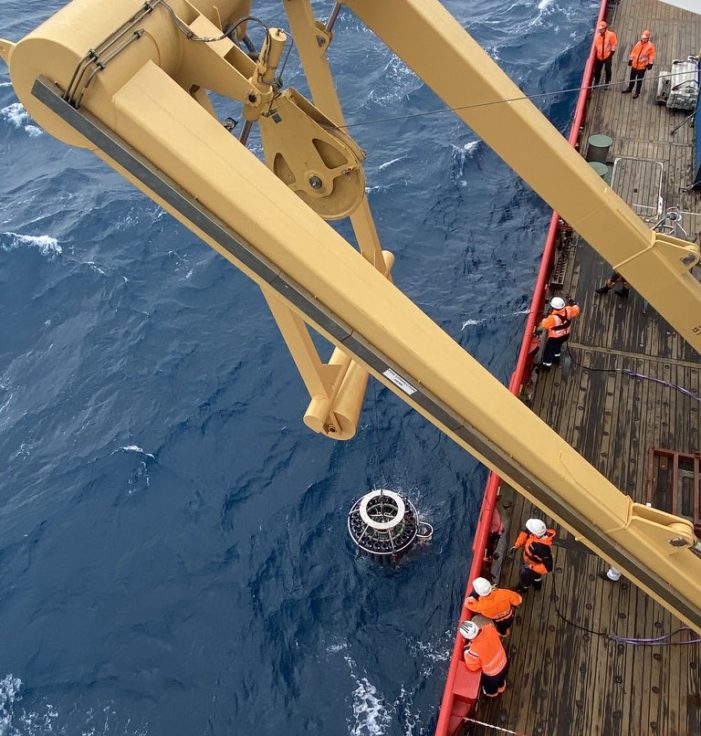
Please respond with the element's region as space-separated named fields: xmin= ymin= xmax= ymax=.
xmin=622 ymin=87 xmax=633 ymax=94
xmin=614 ymin=287 xmax=629 ymax=298
xmin=595 ymin=285 xmax=610 ymax=294
xmin=632 ymin=92 xmax=640 ymax=99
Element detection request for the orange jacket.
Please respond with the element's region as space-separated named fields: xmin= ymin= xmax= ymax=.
xmin=595 ymin=29 xmax=618 ymax=60
xmin=514 ymin=528 xmax=556 ymax=575
xmin=629 ymin=40 xmax=655 ymax=70
xmin=466 ymin=587 xmax=522 ymax=621
xmin=463 ymin=623 xmax=508 ymax=675
xmin=539 ymin=304 xmax=580 ymax=339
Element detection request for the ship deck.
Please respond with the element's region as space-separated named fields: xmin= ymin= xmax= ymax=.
xmin=470 ymin=1 xmax=701 ymax=734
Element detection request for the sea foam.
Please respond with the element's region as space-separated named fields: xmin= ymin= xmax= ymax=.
xmin=2 ymin=232 xmax=61 ymax=256
xmin=0 ymin=102 xmax=43 ymax=136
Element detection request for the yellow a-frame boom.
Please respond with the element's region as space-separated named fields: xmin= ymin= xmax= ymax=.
xmin=2 ymin=0 xmax=700 ymax=632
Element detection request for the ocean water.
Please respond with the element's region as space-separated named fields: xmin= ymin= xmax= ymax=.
xmin=0 ymin=1 xmax=598 ymax=734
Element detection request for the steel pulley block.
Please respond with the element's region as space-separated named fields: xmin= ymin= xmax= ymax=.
xmin=258 ymin=88 xmax=365 ymax=220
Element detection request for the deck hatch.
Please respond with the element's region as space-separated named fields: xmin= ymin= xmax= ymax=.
xmin=610 ymin=157 xmax=664 ymax=224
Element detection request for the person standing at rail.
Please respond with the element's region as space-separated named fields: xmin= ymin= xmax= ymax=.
xmin=593 ymin=20 xmax=618 ymax=89
xmin=622 ymin=30 xmax=656 ymax=98
xmin=537 ymin=296 xmax=581 ymax=370
xmin=510 ymin=518 xmax=557 ymax=593
xmin=464 ymin=577 xmax=523 ymax=637
xmin=460 ymin=620 xmax=509 ymax=697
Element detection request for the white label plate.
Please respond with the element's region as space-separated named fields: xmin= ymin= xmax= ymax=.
xmin=382 ymin=368 xmax=417 ymax=396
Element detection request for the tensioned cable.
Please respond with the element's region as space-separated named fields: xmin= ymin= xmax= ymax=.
xmin=370 ymin=376 xmax=384 ymax=487
xmin=154 ymin=0 xmax=697 ymax=135
xmin=338 ymin=69 xmax=697 ymax=131
xmin=155 ymin=3 xmax=698 ymax=139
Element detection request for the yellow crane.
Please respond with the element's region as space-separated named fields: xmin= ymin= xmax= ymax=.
xmin=2 ymin=0 xmax=700 ymax=632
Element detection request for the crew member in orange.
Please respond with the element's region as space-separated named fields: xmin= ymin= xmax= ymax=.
xmin=593 ymin=20 xmax=617 ymax=89
xmin=622 ymin=29 xmax=655 ymax=98
xmin=460 ymin=620 xmax=509 ymax=697
xmin=511 ymin=518 xmax=557 ymax=593
xmin=538 ymin=296 xmax=581 ymax=370
xmin=464 ymin=577 xmax=522 ymax=636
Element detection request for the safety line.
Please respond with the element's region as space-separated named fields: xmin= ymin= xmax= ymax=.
xmin=339 ymin=69 xmax=697 ymax=131
xmin=150 ymin=4 xmax=701 ymax=137
xmin=463 ymin=716 xmax=529 ymax=736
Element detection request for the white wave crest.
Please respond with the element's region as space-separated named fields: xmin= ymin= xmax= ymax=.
xmin=369 ymin=54 xmax=422 ymax=106
xmin=2 ymin=232 xmax=61 ymax=256
xmin=538 ymin=0 xmax=556 ymax=10
xmin=462 ymin=310 xmax=531 ymax=330
xmin=0 ymin=102 xmax=43 ymax=136
xmin=325 ymin=641 xmax=348 ymax=654
xmin=461 ymin=319 xmax=485 ymax=330
xmin=0 ymin=82 xmax=11 ymax=88
xmin=345 ymin=656 xmax=391 ymax=736
xmin=0 ymin=674 xmax=23 ymax=734
xmin=378 ymin=157 xmax=405 ymax=171
xmin=118 ymin=445 xmax=155 ymax=460
xmin=0 ymin=102 xmax=25 ymax=126
xmin=0 ymin=676 xmax=147 ymax=735
xmin=84 ymin=261 xmax=106 ymax=276
xmin=451 ymin=141 xmax=480 ymax=179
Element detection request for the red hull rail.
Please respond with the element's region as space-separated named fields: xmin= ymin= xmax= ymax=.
xmin=434 ymin=1 xmax=609 ymax=733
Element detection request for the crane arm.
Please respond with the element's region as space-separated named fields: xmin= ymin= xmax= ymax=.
xmin=345 ymin=0 xmax=701 ymax=353
xmin=2 ymin=0 xmax=700 ymax=632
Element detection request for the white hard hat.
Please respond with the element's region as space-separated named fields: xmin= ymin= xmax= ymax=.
xmin=550 ymin=296 xmax=566 ymax=310
xmin=472 ymin=577 xmax=493 ymax=597
xmin=525 ymin=518 xmax=547 ymax=538
xmin=459 ymin=620 xmax=480 ymax=640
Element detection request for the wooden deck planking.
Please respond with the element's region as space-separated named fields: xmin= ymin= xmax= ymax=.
xmin=468 ymin=1 xmax=701 ymax=733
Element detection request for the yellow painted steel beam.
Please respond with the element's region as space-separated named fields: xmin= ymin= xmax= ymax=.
xmin=345 ymin=0 xmax=701 ymax=353
xmin=262 ymin=287 xmax=369 ymax=439
xmin=284 ymin=0 xmax=386 ymax=272
xmin=2 ymin=0 xmax=700 ymax=632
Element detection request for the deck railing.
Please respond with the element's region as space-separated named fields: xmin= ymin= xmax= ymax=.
xmin=433 ymin=1 xmax=609 ymax=733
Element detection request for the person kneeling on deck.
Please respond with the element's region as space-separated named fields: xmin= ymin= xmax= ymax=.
xmin=510 ymin=518 xmax=556 ymax=593
xmin=595 ymin=271 xmax=629 ymax=298
xmin=464 ymin=577 xmax=522 ymax=637
xmin=460 ymin=620 xmax=509 ymax=697
xmin=538 ymin=296 xmax=580 ymax=370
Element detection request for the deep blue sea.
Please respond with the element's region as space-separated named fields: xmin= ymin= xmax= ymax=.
xmin=0 ymin=1 xmax=598 ymax=734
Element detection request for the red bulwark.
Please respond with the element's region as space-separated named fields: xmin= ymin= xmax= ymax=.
xmin=433 ymin=1 xmax=610 ymax=733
